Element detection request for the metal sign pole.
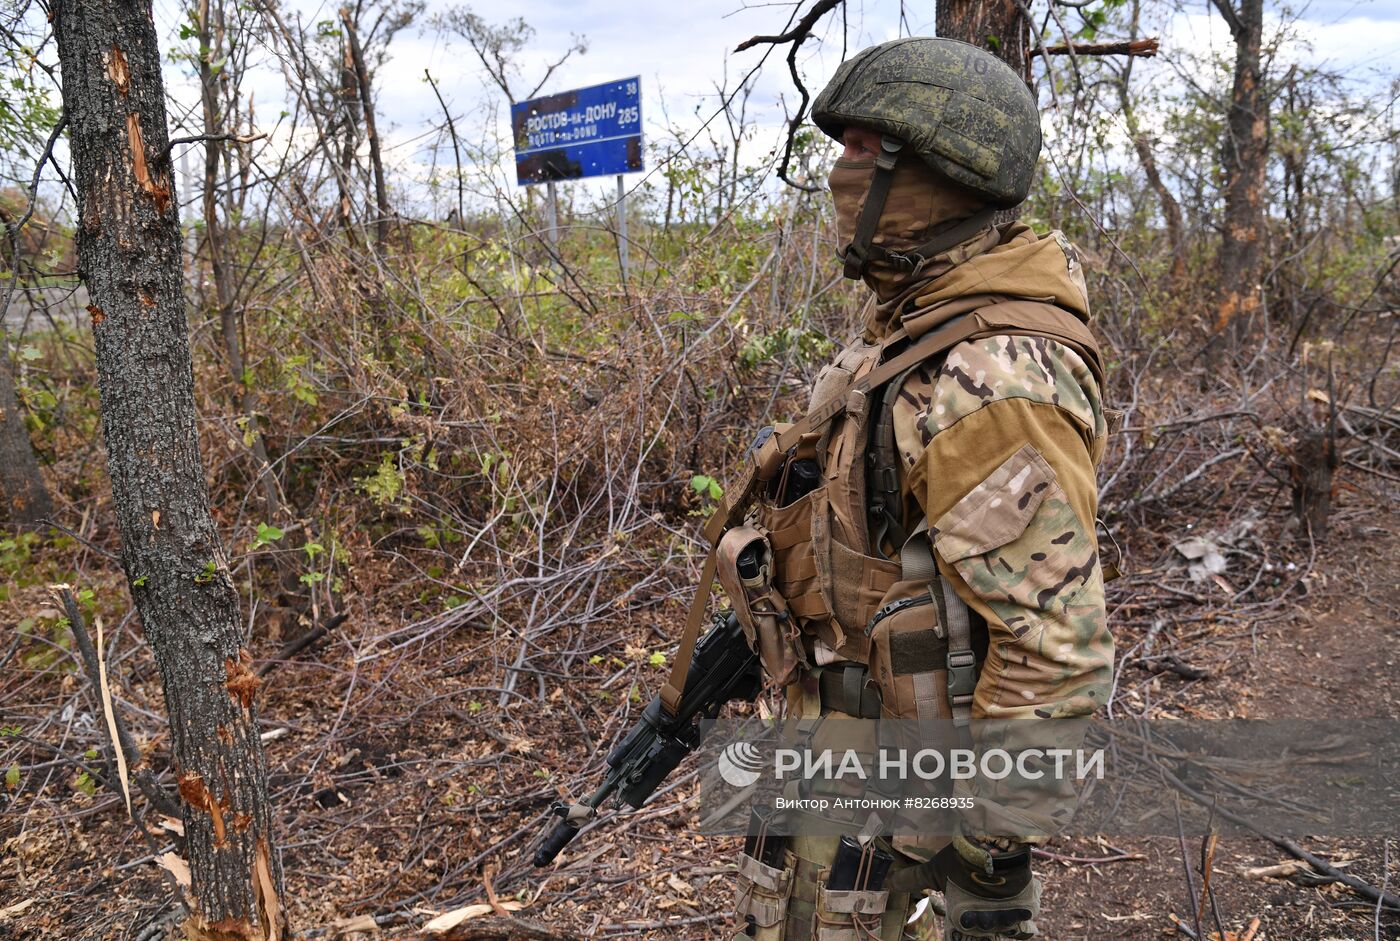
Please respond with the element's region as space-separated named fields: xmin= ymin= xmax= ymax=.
xmin=616 ymin=174 xmax=629 ymax=285
xmin=545 ymin=179 xmax=559 ymax=259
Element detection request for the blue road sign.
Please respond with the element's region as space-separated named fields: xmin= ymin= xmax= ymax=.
xmin=512 ymin=77 xmax=643 ymax=186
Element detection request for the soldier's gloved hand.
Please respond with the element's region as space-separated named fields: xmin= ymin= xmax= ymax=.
xmin=937 ymin=836 xmax=1039 ymax=940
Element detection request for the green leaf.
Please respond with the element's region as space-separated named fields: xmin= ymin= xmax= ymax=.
xmin=648 ymin=651 xmax=666 ymax=667
xmin=5 ymin=764 xmax=18 ymax=790
xmin=18 ymin=345 xmax=41 ymax=361
xmin=132 ymin=574 xmax=148 ymax=587
xmin=691 ymin=474 xmax=723 ymax=500
xmin=251 ymin=522 xmax=284 ymax=550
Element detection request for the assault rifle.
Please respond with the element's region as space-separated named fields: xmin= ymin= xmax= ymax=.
xmin=533 ymin=611 xmax=761 ymax=866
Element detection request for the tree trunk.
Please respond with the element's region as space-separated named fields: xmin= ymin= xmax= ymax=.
xmin=936 ymin=0 xmax=1031 ymax=82
xmin=0 ymin=340 xmax=54 ymax=525
xmin=1212 ymin=0 xmax=1268 ymax=344
xmin=937 ymin=0 xmax=1031 ymax=224
xmin=51 ymin=3 xmax=287 ymax=938
xmin=340 ymin=7 xmax=391 ymax=258
xmin=1120 ymin=0 xmax=1186 ymax=284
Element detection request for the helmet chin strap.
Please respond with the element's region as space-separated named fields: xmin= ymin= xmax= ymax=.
xmin=838 ymin=133 xmax=997 ymax=281
xmin=840 ymin=134 xmax=904 ymax=280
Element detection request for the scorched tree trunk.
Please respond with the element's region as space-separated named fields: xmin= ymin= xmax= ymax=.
xmin=51 ymin=3 xmax=287 ymax=937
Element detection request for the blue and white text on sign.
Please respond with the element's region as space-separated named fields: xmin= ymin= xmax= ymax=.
xmin=512 ymin=77 xmax=643 ymax=186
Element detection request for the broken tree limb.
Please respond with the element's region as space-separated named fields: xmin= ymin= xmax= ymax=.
xmin=1143 ymin=654 xmax=1212 ymax=681
xmin=431 ymin=916 xmax=578 ymax=940
xmin=59 ymin=588 xmax=181 ymax=819
xmin=1032 ymin=37 xmax=1160 ymax=58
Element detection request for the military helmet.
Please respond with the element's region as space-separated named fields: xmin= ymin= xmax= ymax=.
xmin=812 ymin=37 xmax=1041 ymax=208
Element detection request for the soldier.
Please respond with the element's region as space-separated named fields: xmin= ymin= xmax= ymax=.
xmin=719 ymin=37 xmax=1114 ymax=940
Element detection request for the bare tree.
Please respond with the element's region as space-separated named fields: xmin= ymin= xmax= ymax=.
xmin=339 ymin=5 xmax=393 ymax=256
xmin=1116 ymin=0 xmax=1186 ymax=283
xmin=1210 ymin=0 xmax=1268 ymax=345
xmin=51 ymin=2 xmax=286 ymax=937
xmin=434 ymin=6 xmax=587 ymax=106
xmin=193 ymin=0 xmax=283 ymax=517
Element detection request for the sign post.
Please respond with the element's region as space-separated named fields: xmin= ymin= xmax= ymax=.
xmin=616 ymin=175 xmax=629 ymax=285
xmin=545 ymin=179 xmax=559 ymax=258
xmin=512 ymin=77 xmax=644 ymax=281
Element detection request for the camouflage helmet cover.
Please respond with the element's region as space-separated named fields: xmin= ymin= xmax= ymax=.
xmin=812 ymin=37 xmax=1042 ymax=208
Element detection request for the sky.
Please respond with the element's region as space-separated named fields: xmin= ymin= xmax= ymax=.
xmin=130 ymin=0 xmax=1400 ymax=217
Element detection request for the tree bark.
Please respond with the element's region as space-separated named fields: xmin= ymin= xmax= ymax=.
xmin=936 ymin=0 xmax=1031 ymax=83
xmin=1212 ymin=0 xmax=1268 ymax=344
xmin=937 ymin=0 xmax=1031 ymax=225
xmin=0 ymin=339 xmax=54 ymax=525
xmin=51 ymin=3 xmax=287 ymax=938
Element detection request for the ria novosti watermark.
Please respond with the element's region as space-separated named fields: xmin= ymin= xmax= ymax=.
xmin=695 ymin=718 xmax=1399 ymax=840
xmin=717 ymin=741 xmax=1106 ymax=787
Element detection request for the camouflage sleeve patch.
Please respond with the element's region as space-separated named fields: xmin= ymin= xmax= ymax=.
xmin=892 ymin=335 xmax=1104 ymax=471
xmin=930 ymin=431 xmax=1113 ymax=841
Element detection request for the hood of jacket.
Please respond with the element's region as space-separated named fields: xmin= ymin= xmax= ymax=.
xmin=864 ymin=222 xmax=1092 ymax=342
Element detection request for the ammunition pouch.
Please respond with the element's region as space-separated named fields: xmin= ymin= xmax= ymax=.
xmin=734 ymin=851 xmax=795 ymax=941
xmin=717 ymin=524 xmax=805 ymax=686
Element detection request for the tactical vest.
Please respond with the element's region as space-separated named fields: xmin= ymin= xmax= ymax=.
xmin=663 ymin=296 xmax=1104 ymax=728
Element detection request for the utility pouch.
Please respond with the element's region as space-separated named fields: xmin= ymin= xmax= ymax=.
xmin=866 ymin=579 xmax=949 ymax=722
xmin=717 ymin=524 xmax=803 ymax=686
xmin=751 ymin=422 xmax=794 ymax=483
xmin=814 ymin=880 xmax=889 ymax=941
xmin=734 ymin=850 xmax=794 ymax=941
xmin=756 ymin=487 xmax=836 ymax=635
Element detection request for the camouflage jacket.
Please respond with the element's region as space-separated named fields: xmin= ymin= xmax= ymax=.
xmin=882 ymin=223 xmax=1114 ymax=841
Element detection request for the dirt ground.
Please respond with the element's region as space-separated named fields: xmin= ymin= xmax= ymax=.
xmin=3 ymin=476 xmax=1398 ymax=941
xmin=1033 ymin=486 xmax=1400 ymax=941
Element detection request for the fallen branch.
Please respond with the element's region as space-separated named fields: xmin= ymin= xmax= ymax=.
xmin=433 ymin=916 xmax=578 ymax=941
xmin=1032 ymin=847 xmax=1145 ymax=865
xmin=1143 ymin=654 xmax=1212 ymax=681
xmin=256 ymin=612 xmax=349 ymax=677
xmin=58 ymin=588 xmax=180 ymax=819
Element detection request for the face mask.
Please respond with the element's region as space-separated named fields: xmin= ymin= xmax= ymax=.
xmin=828 ymin=158 xmax=877 ymax=250
xmin=827 ymin=155 xmax=990 ymax=301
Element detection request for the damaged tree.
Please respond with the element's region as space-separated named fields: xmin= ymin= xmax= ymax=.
xmin=51 ymin=3 xmax=286 ymax=938
xmin=1210 ymin=0 xmax=1269 ymax=346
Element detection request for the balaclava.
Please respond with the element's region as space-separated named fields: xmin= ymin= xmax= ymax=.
xmin=828 ymin=154 xmax=990 ymax=304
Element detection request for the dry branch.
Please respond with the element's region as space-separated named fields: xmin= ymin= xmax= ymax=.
xmin=1032 ymin=37 xmax=1160 ymax=58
